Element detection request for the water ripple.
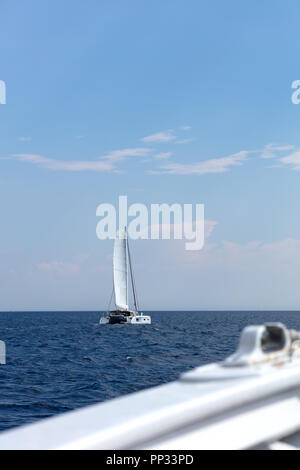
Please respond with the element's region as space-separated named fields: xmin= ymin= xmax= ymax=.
xmin=0 ymin=310 xmax=299 ymax=432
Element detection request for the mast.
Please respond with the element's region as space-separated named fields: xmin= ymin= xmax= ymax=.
xmin=125 ymin=227 xmax=128 ymax=308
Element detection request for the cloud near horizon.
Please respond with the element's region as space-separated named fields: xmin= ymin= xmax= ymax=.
xmin=37 ymin=253 xmax=89 ymax=276
xmin=37 ymin=261 xmax=80 ymax=275
xmin=181 ymin=237 xmax=300 ymax=271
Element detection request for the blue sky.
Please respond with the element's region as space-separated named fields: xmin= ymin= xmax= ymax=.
xmin=1 ymin=0 xmax=300 ymax=310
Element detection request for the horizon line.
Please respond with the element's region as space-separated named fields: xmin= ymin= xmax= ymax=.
xmin=0 ymin=309 xmax=299 ymax=313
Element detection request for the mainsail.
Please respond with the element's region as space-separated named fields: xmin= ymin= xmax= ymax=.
xmin=113 ymin=229 xmax=128 ymax=310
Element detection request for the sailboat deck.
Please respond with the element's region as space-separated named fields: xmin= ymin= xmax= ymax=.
xmin=109 ymin=310 xmax=138 ymax=316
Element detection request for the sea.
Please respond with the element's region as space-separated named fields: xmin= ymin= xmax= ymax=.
xmin=0 ymin=310 xmax=299 ymax=433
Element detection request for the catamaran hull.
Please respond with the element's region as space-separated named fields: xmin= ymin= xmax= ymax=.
xmin=99 ymin=314 xmax=151 ymax=325
xmin=130 ymin=315 xmax=151 ymax=324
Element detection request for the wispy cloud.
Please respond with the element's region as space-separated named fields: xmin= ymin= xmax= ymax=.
xmin=37 ymin=253 xmax=89 ymax=275
xmin=152 ymin=150 xmax=250 ymax=175
xmin=180 ymin=126 xmax=192 ymax=131
xmin=154 ymin=152 xmax=172 ymax=160
xmin=141 ymin=130 xmax=176 ymax=143
xmin=102 ymin=148 xmax=151 ymax=162
xmin=185 ymin=238 xmax=300 ymax=270
xmin=13 ymin=154 xmax=115 ymax=172
xmin=260 ymin=143 xmax=295 ymax=159
xmin=11 ymin=148 xmax=152 ymax=172
xmin=258 ymin=143 xmax=300 ymax=170
xmin=9 ymin=138 xmax=297 ymax=176
xmin=150 ymin=142 xmax=297 ymax=176
xmin=37 ymin=261 xmax=80 ymax=275
xmin=18 ymin=137 xmax=32 ymax=142
xmin=280 ymin=150 xmax=300 ymax=170
xmin=175 ymin=138 xmax=196 ymax=145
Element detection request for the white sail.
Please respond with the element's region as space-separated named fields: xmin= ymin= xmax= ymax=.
xmin=113 ymin=229 xmax=128 ymax=310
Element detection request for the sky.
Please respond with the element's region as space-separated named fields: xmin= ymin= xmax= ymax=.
xmin=1 ymin=0 xmax=300 ymax=310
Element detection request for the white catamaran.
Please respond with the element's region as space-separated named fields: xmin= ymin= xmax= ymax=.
xmin=100 ymin=228 xmax=151 ymax=325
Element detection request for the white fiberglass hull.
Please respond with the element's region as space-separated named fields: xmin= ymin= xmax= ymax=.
xmin=130 ymin=315 xmax=151 ymax=324
xmin=99 ymin=313 xmax=151 ymax=325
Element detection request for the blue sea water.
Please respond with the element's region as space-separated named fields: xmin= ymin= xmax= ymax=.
xmin=0 ymin=310 xmax=300 ymax=433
